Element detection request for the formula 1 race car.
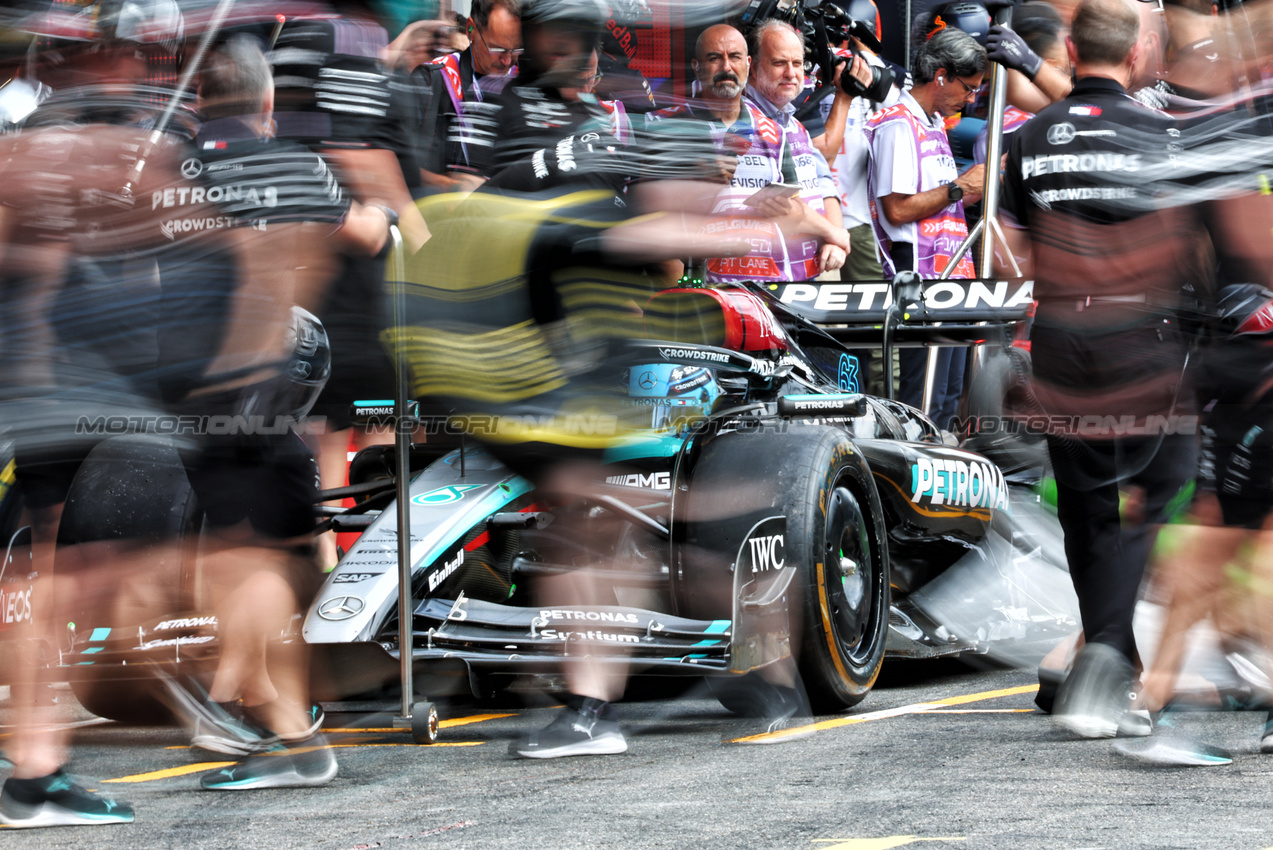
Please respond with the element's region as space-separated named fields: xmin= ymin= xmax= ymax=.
xmin=4 ymin=279 xmax=1077 ymax=729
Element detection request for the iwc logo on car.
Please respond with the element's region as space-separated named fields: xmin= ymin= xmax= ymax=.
xmin=318 ymin=596 xmax=365 ymax=621
xmin=737 ymin=516 xmax=787 ymax=574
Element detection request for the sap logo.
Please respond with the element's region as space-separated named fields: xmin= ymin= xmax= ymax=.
xmin=605 ymin=472 xmax=672 ymax=490
xmin=154 ymin=616 xmax=217 ymax=631
xmin=427 ymin=549 xmax=464 ymax=592
xmin=333 ymin=573 xmax=380 ymax=584
xmin=749 ymin=534 xmax=785 ymax=572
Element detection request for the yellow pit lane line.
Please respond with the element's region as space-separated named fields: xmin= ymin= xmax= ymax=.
xmin=326 ymin=712 xmax=518 ymax=733
xmin=729 ymin=683 xmax=1040 ymax=744
xmin=104 ymin=762 xmax=237 ymax=784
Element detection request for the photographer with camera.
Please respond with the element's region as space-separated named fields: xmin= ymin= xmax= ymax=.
xmin=865 ymin=25 xmax=987 ymax=429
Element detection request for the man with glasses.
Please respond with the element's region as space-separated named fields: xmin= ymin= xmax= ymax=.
xmin=865 ymin=24 xmax=987 ymax=429
xmin=413 ymin=0 xmax=523 ymax=192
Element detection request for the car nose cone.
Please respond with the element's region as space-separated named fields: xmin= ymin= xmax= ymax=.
xmin=318 ymin=596 xmax=366 ymax=620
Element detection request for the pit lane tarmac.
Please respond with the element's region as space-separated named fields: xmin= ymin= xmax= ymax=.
xmin=4 ymin=660 xmax=1273 ymax=849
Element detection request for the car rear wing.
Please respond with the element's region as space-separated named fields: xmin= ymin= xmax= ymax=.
xmin=768 ymin=278 xmax=1035 ymax=346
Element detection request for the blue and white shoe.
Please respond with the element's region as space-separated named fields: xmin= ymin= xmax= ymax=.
xmin=200 ymin=736 xmax=338 ymax=790
xmin=0 ymin=771 xmax=134 ymax=827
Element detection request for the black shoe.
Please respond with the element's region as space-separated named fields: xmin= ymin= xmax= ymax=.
xmin=1035 ymin=665 xmax=1066 ymax=714
xmin=509 ymin=698 xmax=628 ymax=759
xmin=1054 ymin=642 xmax=1134 ymax=739
xmin=200 ymin=735 xmax=338 ymax=790
xmin=1260 ymin=711 xmax=1273 ymax=754
xmin=0 ymin=771 xmax=134 ymax=828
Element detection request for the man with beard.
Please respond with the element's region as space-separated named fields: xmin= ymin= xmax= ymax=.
xmin=652 ymin=22 xmax=849 ymax=283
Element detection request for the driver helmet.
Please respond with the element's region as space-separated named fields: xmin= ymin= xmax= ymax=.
xmin=280 ymin=306 xmax=332 ymax=421
xmin=1216 ymin=284 xmax=1273 ymax=337
xmin=844 ymin=0 xmax=883 ymax=43
xmin=928 ymin=2 xmax=992 ymax=45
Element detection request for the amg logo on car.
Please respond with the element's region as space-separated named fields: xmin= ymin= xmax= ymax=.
xmin=155 ymin=616 xmax=218 ymax=631
xmin=427 ymin=550 xmax=464 ymax=592
xmin=604 ymin=472 xmax=671 ymax=490
xmin=910 ymin=456 xmax=1010 ymax=511
xmin=657 ymin=347 xmax=730 ymax=363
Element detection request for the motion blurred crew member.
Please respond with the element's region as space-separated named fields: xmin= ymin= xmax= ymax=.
xmin=999 ymin=0 xmax=1204 ymax=738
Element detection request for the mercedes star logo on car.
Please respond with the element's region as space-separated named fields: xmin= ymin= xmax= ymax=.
xmin=318 ymin=596 xmax=365 ymax=621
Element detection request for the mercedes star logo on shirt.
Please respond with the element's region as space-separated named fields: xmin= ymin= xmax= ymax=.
xmin=1046 ymin=122 xmax=1076 ymax=146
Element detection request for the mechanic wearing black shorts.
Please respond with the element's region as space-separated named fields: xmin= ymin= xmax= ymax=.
xmin=999 ymin=0 xmax=1207 ymax=738
xmin=154 ymin=33 xmax=389 ymax=789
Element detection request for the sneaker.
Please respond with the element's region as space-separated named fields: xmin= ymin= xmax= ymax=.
xmin=241 ymin=702 xmax=326 ymax=745
xmin=1116 ymin=712 xmax=1233 ymax=767
xmin=1035 ymin=666 xmax=1067 ymax=715
xmin=154 ymin=669 xmax=273 ymax=756
xmin=1054 ymin=642 xmax=1134 ymax=740
xmin=509 ymin=697 xmax=628 ymax=759
xmin=1117 ymin=708 xmax=1154 ymax=738
xmin=0 ymin=771 xmax=134 ymax=828
xmin=200 ymin=736 xmax=338 ymax=790
xmin=1115 ymin=734 xmax=1234 ymax=766
xmin=724 ymin=682 xmax=815 ymax=744
xmin=1260 ymin=711 xmax=1273 ymax=754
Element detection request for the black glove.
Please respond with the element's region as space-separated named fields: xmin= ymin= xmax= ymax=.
xmin=986 ymin=24 xmax=1044 ymax=80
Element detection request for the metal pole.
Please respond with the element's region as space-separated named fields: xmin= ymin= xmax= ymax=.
xmin=963 ymin=3 xmax=1016 ymax=399
xmin=977 ymin=4 xmax=1014 ymax=277
xmin=388 ymin=225 xmax=415 ymax=724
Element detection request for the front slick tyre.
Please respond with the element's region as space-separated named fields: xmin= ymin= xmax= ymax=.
xmin=682 ymin=425 xmax=890 ymax=714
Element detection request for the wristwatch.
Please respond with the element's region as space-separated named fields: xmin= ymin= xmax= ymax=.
xmin=945 ymin=182 xmax=963 ymax=203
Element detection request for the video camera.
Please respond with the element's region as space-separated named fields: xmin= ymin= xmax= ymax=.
xmin=738 ymin=0 xmax=896 ymax=102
